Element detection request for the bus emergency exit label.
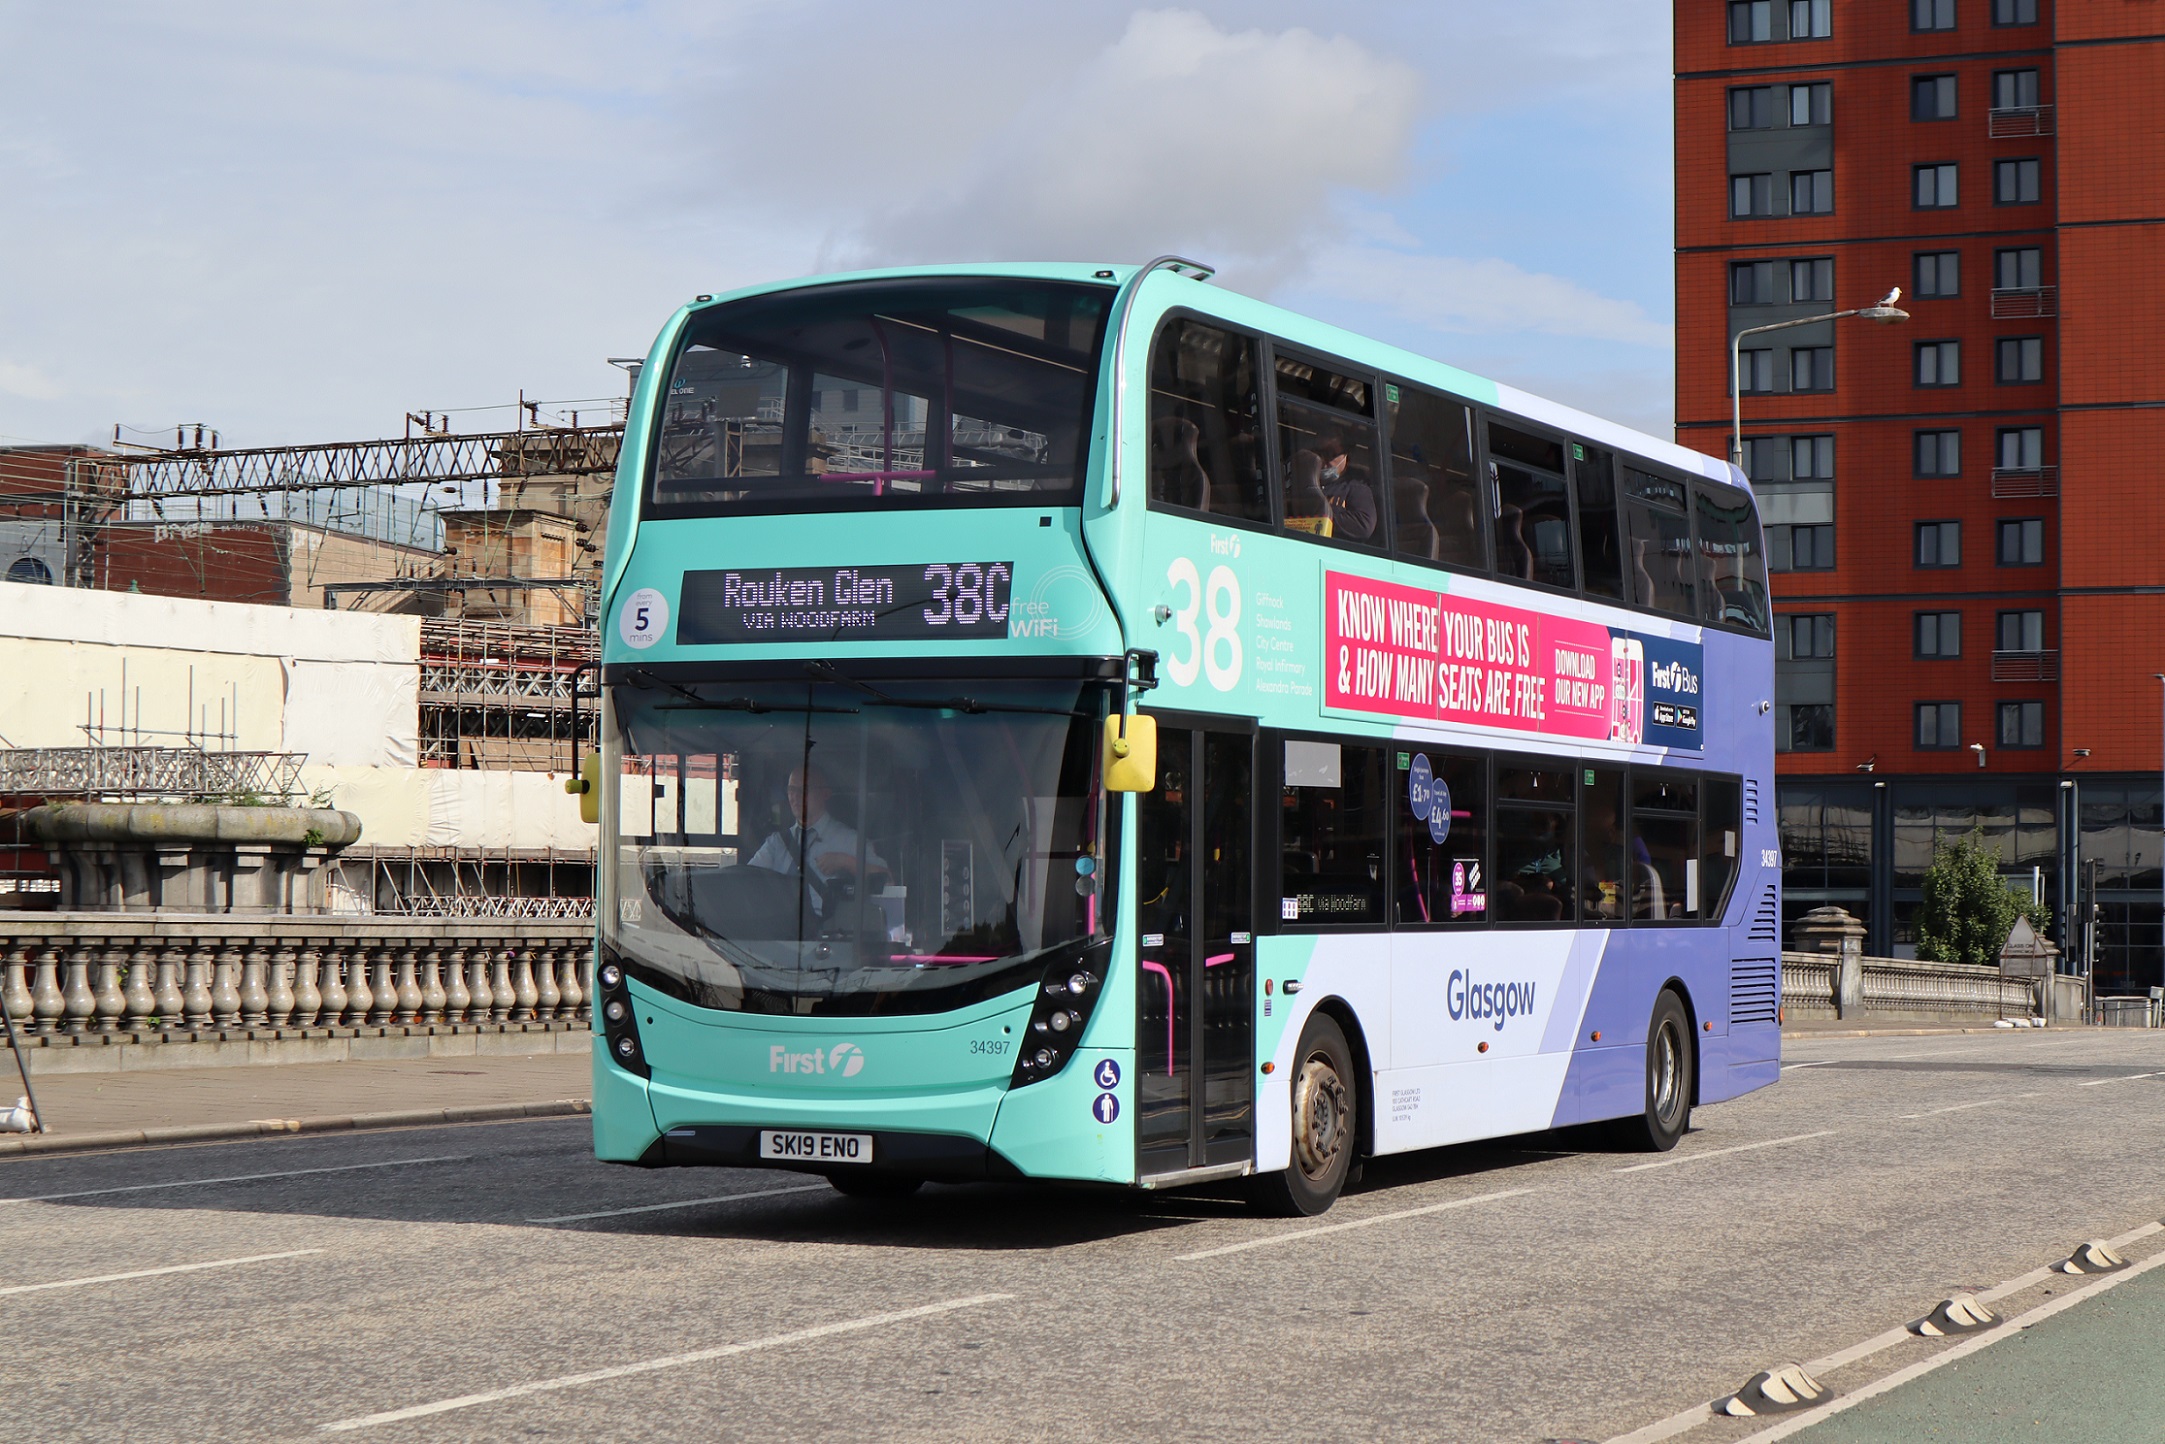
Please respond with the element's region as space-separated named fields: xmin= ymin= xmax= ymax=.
xmin=1322 ymin=571 xmax=1703 ymax=751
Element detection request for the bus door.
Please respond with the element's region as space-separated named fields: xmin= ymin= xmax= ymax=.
xmin=1135 ymin=723 xmax=1256 ymax=1177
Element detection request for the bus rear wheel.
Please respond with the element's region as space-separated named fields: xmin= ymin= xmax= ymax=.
xmin=826 ymin=1173 xmax=924 ymax=1200
xmin=1251 ymin=1013 xmax=1357 ymax=1217
xmin=1608 ymin=989 xmax=1694 ymax=1152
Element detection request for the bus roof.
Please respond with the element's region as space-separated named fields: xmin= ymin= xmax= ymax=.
xmin=680 ymin=261 xmax=1748 ymax=495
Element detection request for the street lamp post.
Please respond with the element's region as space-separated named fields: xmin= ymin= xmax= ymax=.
xmin=1730 ymin=288 xmax=1911 ymax=470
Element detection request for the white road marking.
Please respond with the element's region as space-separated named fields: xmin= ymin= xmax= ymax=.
xmin=529 ymin=1182 xmax=828 ymax=1223
xmin=1174 ymin=1187 xmax=1532 ymax=1262
xmin=1896 ymin=1099 xmax=2009 ymax=1125
xmin=316 ymin=1293 xmax=1012 ymax=1432
xmin=2077 ymin=1071 xmax=2163 ymax=1087
xmin=1780 ymin=1060 xmax=1836 ymax=1070
xmin=1601 ymin=1218 xmax=2165 ymax=1444
xmin=0 ymin=1249 xmax=323 ymax=1297
xmin=0 ymin=1156 xmax=468 ymax=1206
xmin=1612 ymin=1131 xmax=1834 ymax=1174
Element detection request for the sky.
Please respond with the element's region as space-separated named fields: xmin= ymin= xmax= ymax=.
xmin=0 ymin=2 xmax=1677 ymax=449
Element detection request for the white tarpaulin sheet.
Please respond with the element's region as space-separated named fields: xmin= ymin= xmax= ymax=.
xmin=281 ymin=659 xmax=417 ymax=768
xmin=296 ymin=765 xmax=591 ymax=850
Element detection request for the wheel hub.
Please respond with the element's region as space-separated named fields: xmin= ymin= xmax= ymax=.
xmin=1291 ymin=1052 xmax=1348 ymax=1178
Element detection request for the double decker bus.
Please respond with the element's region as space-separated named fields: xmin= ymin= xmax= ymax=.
xmin=582 ymin=258 xmax=1779 ymax=1215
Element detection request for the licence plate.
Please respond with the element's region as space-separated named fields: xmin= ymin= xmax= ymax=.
xmin=758 ymin=1130 xmax=874 ymax=1164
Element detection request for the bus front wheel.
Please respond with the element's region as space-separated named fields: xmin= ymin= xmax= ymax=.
xmin=1609 ymin=989 xmax=1694 ymax=1152
xmin=1251 ymin=1013 xmax=1357 ymax=1217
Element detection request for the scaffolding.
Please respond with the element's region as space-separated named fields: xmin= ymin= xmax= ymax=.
xmin=417 ymin=617 xmax=596 ymax=770
xmin=0 ymin=747 xmax=308 ymax=802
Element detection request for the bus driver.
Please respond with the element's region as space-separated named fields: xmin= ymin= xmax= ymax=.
xmin=748 ymin=766 xmax=884 ymax=913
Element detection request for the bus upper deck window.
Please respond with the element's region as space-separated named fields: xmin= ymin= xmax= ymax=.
xmin=1486 ymin=421 xmax=1575 ymax=592
xmin=1694 ymin=482 xmax=1772 ymax=634
xmin=1274 ymin=351 xmax=1382 ymax=547
xmin=1385 ymin=385 xmax=1484 ymax=572
xmin=1572 ymin=443 xmax=1625 ymax=600
xmin=1620 ymin=468 xmax=1699 ymax=620
xmin=1148 ymin=318 xmax=1268 ymax=525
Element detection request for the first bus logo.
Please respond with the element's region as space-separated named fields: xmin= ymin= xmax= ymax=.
xmin=770 ymin=1042 xmax=865 ymax=1077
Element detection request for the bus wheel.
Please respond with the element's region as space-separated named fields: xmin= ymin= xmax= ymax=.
xmin=827 ymin=1173 xmax=924 ymax=1200
xmin=1251 ymin=1013 xmax=1357 ymax=1217
xmin=1609 ymin=989 xmax=1694 ymax=1152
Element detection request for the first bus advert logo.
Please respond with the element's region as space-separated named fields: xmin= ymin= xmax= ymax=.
xmin=1322 ymin=571 xmax=1703 ymax=752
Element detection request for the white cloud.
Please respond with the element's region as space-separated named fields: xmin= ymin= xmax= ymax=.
xmin=0 ymin=362 xmax=62 ymax=403
xmin=822 ymin=9 xmax=1424 ymax=283
xmin=1305 ymin=246 xmax=1673 ymax=350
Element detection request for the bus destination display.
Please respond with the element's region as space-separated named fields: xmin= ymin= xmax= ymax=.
xmin=677 ymin=562 xmax=1014 ymax=643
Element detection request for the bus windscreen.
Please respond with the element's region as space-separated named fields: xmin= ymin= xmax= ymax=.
xmin=604 ymin=676 xmax=1115 ymax=1016
xmin=649 ymin=278 xmax=1112 ymax=516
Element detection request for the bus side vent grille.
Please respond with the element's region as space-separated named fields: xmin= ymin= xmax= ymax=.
xmin=1748 ymin=884 xmax=1779 ymax=944
xmin=1745 ymin=778 xmax=1762 ymax=826
xmin=1731 ymin=961 xmax=1779 ymax=1026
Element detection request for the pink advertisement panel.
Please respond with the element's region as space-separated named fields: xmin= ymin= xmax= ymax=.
xmin=1323 ymin=570 xmax=1639 ymax=744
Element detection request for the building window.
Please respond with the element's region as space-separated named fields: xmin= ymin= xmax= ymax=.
xmin=1996 ymin=336 xmax=2043 ymax=383
xmin=1740 ymin=436 xmax=1784 ymax=480
xmin=1783 ymin=613 xmax=1835 ymax=658
xmin=1791 ymin=257 xmax=1834 ymax=302
xmin=1731 ymin=260 xmax=1777 ymax=304
xmin=1997 ymin=609 xmax=2044 ymax=652
xmin=1790 ymin=82 xmax=1832 ymax=125
xmin=1995 ymin=158 xmax=2041 ymax=204
xmin=1912 ymin=75 xmax=1958 ymax=120
xmin=1916 ymin=702 xmax=1962 ymax=750
xmin=1997 ymin=700 xmax=2045 ymax=748
xmin=1993 ymin=69 xmax=2040 ymax=111
xmin=1730 ymin=86 xmax=1777 ymax=130
xmin=1916 ymin=520 xmax=1961 ymax=568
xmin=1730 ymin=0 xmax=1774 ymax=43
xmin=1788 ymin=705 xmax=1836 ymax=752
xmin=1914 ymin=250 xmax=1960 ymax=298
xmin=1993 ymin=0 xmax=2037 ymax=25
xmin=1996 ymin=247 xmax=2042 ymax=291
xmin=1791 ymin=346 xmax=1834 ymax=392
xmin=1916 ymin=340 xmax=1961 ymax=387
xmin=1738 ymin=348 xmax=1775 ymax=393
xmin=1791 ymin=0 xmax=1831 ymax=38
xmin=1732 ymin=173 xmax=1775 ymax=218
xmin=1914 ymin=163 xmax=1959 ymax=209
xmin=1792 ymin=434 xmax=1834 ymax=479
xmin=1790 ymin=170 xmax=1833 ymax=215
xmin=1915 ymin=611 xmax=1962 ymax=658
xmin=1915 ymin=429 xmax=1962 ymax=477
xmin=1997 ymin=517 xmax=2044 ymax=565
xmin=1773 ymin=523 xmax=1835 ymax=571
xmin=1913 ymin=0 xmax=1956 ymax=31
xmin=1997 ymin=426 xmax=2043 ymax=470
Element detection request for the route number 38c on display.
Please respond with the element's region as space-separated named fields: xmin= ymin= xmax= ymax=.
xmin=1162 ymin=555 xmax=1242 ymax=691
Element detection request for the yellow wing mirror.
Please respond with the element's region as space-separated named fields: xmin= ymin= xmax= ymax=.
xmin=1103 ymin=713 xmax=1157 ymax=793
xmin=564 ymin=753 xmax=602 ymax=825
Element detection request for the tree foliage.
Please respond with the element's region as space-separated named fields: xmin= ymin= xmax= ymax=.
xmin=1915 ymin=828 xmax=2052 ymax=967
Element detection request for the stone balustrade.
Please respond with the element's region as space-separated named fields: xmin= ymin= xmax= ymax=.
xmin=0 ymin=913 xmax=594 ymax=1037
xmin=1783 ymin=950 xmax=2040 ymax=1022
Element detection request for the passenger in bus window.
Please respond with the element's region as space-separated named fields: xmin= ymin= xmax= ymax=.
xmin=1152 ymin=416 xmax=1210 ymax=511
xmin=1496 ymin=810 xmax=1568 ymax=921
xmin=747 ymin=766 xmax=886 ymax=911
xmin=1316 ymin=433 xmax=1377 ymax=540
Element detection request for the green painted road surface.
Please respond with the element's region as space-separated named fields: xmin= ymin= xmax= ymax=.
xmin=1795 ymin=1262 xmax=2165 ymax=1444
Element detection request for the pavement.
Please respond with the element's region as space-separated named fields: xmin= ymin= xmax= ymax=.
xmin=1 ymin=1027 xmax=2161 ymax=1442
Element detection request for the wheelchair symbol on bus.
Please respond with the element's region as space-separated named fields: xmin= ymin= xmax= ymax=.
xmin=1093 ymin=1058 xmax=1121 ymax=1090
xmin=1092 ymin=1092 xmax=1120 ymax=1125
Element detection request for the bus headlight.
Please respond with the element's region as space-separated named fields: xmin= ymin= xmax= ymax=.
xmin=1008 ymin=943 xmax=1108 ymax=1090
xmin=595 ymin=947 xmax=650 ymax=1081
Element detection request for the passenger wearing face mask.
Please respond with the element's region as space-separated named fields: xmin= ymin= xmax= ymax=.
xmin=1315 ymin=433 xmax=1377 ymax=540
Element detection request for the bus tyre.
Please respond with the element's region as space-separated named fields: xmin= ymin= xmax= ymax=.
xmin=1252 ymin=1013 xmax=1357 ymax=1217
xmin=1609 ymin=989 xmax=1694 ymax=1152
xmin=826 ymin=1173 xmax=924 ymax=1200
